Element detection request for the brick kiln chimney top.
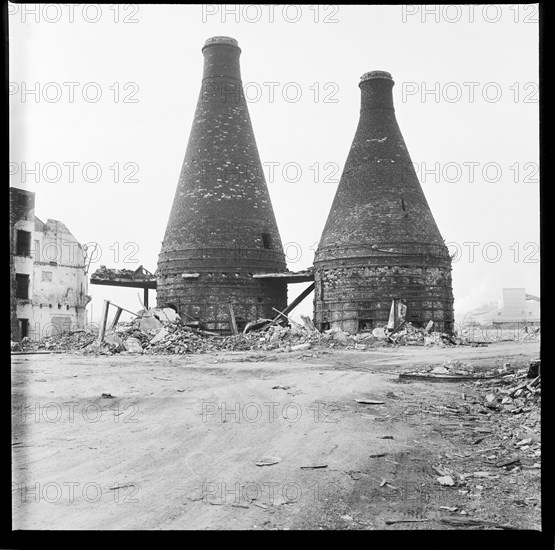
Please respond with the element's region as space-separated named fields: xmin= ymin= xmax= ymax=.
xmin=358 ymin=70 xmax=395 ymax=111
xmin=202 ymin=36 xmax=241 ymax=52
xmin=359 ymin=70 xmax=394 ymax=85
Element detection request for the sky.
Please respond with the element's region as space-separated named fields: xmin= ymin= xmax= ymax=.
xmin=9 ymin=4 xmax=540 ymax=326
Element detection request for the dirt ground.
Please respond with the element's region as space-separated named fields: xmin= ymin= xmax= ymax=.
xmin=12 ymin=341 xmax=541 ymax=530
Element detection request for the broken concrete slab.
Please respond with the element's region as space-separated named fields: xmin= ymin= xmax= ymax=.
xmin=124 ymin=337 xmax=143 ymax=354
xmin=149 ymin=328 xmax=169 ymax=345
xmin=437 ymin=475 xmax=455 ymax=486
xmin=300 ymin=315 xmax=318 ymax=334
xmin=138 ymin=316 xmax=163 ymax=334
xmin=163 ymin=308 xmax=180 ymax=322
xmin=104 ymin=333 xmax=125 ymax=352
xmin=431 ymin=365 xmax=450 ymax=374
xmin=333 ymin=331 xmax=349 ymax=344
xmin=147 ymin=307 xmax=181 ymax=323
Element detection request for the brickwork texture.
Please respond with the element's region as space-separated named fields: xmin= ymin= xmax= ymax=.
xmin=314 ymin=71 xmax=454 ymax=333
xmin=157 ymin=37 xmax=287 ymax=332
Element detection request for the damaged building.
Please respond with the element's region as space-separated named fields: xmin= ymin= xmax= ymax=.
xmin=314 ymin=71 xmax=454 ymax=334
xmin=157 ymin=36 xmax=288 ymax=333
xmin=10 ymin=187 xmax=90 ymax=341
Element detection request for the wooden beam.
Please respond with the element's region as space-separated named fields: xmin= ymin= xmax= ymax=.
xmin=110 ymin=303 xmax=140 ymax=317
xmin=98 ymin=300 xmax=110 ymax=344
xmin=110 ymin=307 xmax=123 ymax=330
xmin=143 ymin=288 xmax=149 ymax=310
xmin=90 ymin=278 xmax=157 ymax=289
xmin=251 ymin=271 xmax=314 ymax=283
xmin=272 ymin=307 xmax=303 ymax=328
xmin=228 ymin=303 xmax=238 ymax=335
xmin=273 ymin=282 xmax=315 ymax=321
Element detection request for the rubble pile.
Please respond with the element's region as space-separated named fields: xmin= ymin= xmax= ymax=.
xmin=118 ymin=318 xmax=465 ymax=355
xmin=91 ymin=265 xmax=156 ymax=283
xmin=106 ymin=308 xmax=214 ymax=355
xmin=387 ymin=322 xmax=465 ymax=347
xmin=220 ymin=324 xmax=322 ymax=352
xmin=455 ymin=360 xmax=541 ymax=479
xmin=108 ymin=316 xmax=324 ymax=354
xmin=398 ymin=358 xmax=540 ymax=514
xmin=14 ymin=328 xmax=99 ymax=352
xmin=142 ymin=324 xmax=216 ymax=354
xmin=400 ymin=358 xmax=542 ymax=381
xmin=402 ymin=358 xmax=542 ymax=423
xmin=91 ymin=265 xmax=138 ymax=280
xmin=473 ymin=361 xmax=541 ymax=415
xmin=12 ymin=310 xmax=481 ymax=355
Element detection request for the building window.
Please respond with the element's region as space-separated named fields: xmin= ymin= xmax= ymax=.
xmin=15 ymin=274 xmax=30 ymax=299
xmin=262 ymin=233 xmax=272 ymax=249
xmin=16 ymin=230 xmax=31 ymax=256
xmin=34 ymin=240 xmax=40 ymax=260
xmin=18 ymin=319 xmax=29 ymax=339
xmin=42 ymin=271 xmax=53 ymax=282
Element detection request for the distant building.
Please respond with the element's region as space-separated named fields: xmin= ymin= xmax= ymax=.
xmin=466 ymin=288 xmax=540 ymax=326
xmin=10 ymin=187 xmax=91 ymax=341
